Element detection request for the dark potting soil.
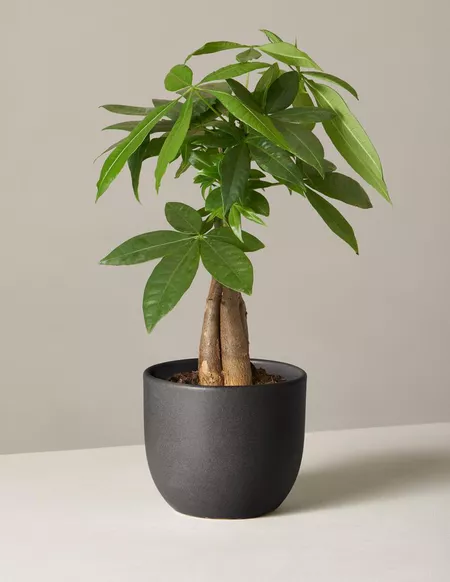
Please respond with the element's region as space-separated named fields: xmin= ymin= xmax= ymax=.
xmin=169 ymin=366 xmax=285 ymax=386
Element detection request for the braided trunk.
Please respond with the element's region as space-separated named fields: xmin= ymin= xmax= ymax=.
xmin=198 ymin=278 xmax=252 ymax=386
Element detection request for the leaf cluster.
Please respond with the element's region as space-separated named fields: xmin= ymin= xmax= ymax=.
xmin=96 ymin=29 xmax=389 ymax=332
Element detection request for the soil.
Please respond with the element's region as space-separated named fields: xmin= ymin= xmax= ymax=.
xmin=169 ymin=365 xmax=285 ymax=386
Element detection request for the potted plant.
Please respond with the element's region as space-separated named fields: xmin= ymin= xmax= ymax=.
xmin=96 ymin=29 xmax=389 ymax=519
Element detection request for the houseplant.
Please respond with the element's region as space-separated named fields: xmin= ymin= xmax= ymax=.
xmin=96 ymin=29 xmax=389 ymax=518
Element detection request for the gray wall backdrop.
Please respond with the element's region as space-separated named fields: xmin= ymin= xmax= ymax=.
xmin=2 ymin=0 xmax=449 ymax=454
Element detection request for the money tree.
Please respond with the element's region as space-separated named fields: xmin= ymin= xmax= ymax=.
xmin=96 ymin=29 xmax=389 ymax=386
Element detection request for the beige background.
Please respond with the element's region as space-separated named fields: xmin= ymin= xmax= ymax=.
xmin=1 ymin=0 xmax=449 ymax=454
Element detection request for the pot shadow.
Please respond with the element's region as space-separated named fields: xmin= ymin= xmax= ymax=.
xmin=277 ymin=449 xmax=450 ymax=515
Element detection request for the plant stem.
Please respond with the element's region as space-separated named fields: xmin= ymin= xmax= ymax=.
xmin=198 ymin=278 xmax=224 ymax=386
xmin=220 ymin=287 xmax=252 ymax=386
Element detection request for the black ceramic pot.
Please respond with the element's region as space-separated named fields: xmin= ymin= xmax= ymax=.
xmin=143 ymin=358 xmax=307 ymax=519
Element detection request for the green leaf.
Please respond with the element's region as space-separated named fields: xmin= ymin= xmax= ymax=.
xmin=165 ymin=64 xmax=193 ymax=92
xmin=189 ymin=150 xmax=222 ymax=174
xmin=194 ymin=81 xmax=232 ymax=96
xmin=227 ymin=79 xmax=262 ymax=112
xmin=205 ymin=187 xmax=222 ymax=212
xmin=265 ymin=71 xmax=299 ymax=113
xmin=292 ymin=80 xmax=316 ymax=130
xmin=94 ymin=139 xmax=125 ymax=162
xmin=103 ymin=121 xmax=140 ymax=132
xmin=278 ymin=179 xmax=306 ymax=196
xmin=228 ymin=205 xmax=243 ymax=241
xmin=100 ymin=231 xmax=193 ymax=265
xmin=143 ymin=136 xmax=166 ymax=159
xmin=293 ymin=81 xmax=315 ymax=107
xmin=249 ymin=169 xmax=266 ymax=179
xmin=207 ymin=90 xmax=290 ymax=151
xmin=305 ymin=187 xmax=359 ymax=253
xmin=187 ymin=41 xmax=247 ymax=59
xmin=127 ymin=136 xmax=148 ymax=202
xmin=221 ymin=142 xmax=251 ymax=213
xmin=303 ymin=71 xmax=359 ymax=99
xmin=143 ymin=241 xmax=200 ymax=332
xmin=200 ymin=239 xmax=253 ymax=294
xmin=308 ymin=172 xmax=372 ymax=209
xmin=200 ymin=62 xmax=270 ymax=84
xmin=308 ymin=81 xmax=389 ymax=201
xmin=248 ymin=137 xmax=304 ymax=187
xmin=165 ymin=202 xmax=202 ymax=233
xmin=243 ymin=190 xmax=270 ymax=216
xmin=152 ymin=99 xmax=183 ymax=120
xmin=254 ymin=63 xmax=280 ymax=106
xmin=100 ymin=104 xmax=152 ymax=116
xmin=96 ymin=101 xmax=177 ymax=200
xmin=273 ymin=120 xmax=325 ymax=176
xmin=175 ymin=143 xmax=192 ymax=178
xmin=248 ymin=179 xmax=276 ymax=189
xmin=260 ymin=29 xmax=283 ymax=43
xmin=205 ymin=227 xmax=264 ymax=252
xmin=270 ymin=106 xmax=335 ymax=124
xmin=236 ymin=205 xmax=267 ymax=225
xmin=236 ymin=48 xmax=262 ymax=62
xmin=259 ymin=42 xmax=321 ymax=69
xmin=150 ymin=120 xmax=175 ymax=134
xmin=191 ymin=130 xmax=236 ymax=149
xmin=155 ymin=95 xmax=193 ymax=191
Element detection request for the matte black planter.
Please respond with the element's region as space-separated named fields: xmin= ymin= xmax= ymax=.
xmin=143 ymin=358 xmax=307 ymax=519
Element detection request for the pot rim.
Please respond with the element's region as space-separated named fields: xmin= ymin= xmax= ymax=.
xmin=144 ymin=357 xmax=307 ymax=392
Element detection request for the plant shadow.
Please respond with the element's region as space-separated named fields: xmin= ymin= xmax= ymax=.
xmin=277 ymin=449 xmax=450 ymax=515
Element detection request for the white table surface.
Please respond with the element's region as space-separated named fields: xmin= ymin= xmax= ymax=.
xmin=1 ymin=423 xmax=449 ymax=582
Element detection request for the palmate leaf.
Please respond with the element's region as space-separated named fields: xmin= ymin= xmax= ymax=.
xmin=228 ymin=205 xmax=243 ymax=241
xmin=270 ymin=107 xmax=335 ymax=124
xmin=187 ymin=41 xmax=248 ymax=60
xmin=254 ymin=63 xmax=280 ymax=106
xmin=200 ymin=238 xmax=253 ymax=294
xmin=305 ymin=187 xmax=359 ymax=253
xmin=307 ymin=172 xmax=372 ymax=209
xmin=205 ymin=187 xmax=222 ymax=212
xmin=165 ymin=202 xmax=203 ymax=233
xmin=100 ymin=231 xmax=193 ymax=265
xmin=292 ymin=79 xmax=316 ymax=130
xmin=259 ymin=42 xmax=321 ymax=70
xmin=96 ymin=100 xmax=178 ymax=200
xmin=100 ymin=104 xmax=152 ymax=116
xmin=248 ymin=137 xmax=305 ymax=187
xmin=303 ymin=71 xmax=359 ymax=99
xmin=103 ymin=121 xmax=140 ymax=132
xmin=152 ymin=99 xmax=183 ymax=120
xmin=164 ymin=64 xmax=193 ymax=91
xmin=94 ymin=138 xmax=125 ymax=162
xmin=143 ymin=136 xmax=166 ymax=159
xmin=273 ymin=120 xmax=325 ymax=176
xmin=127 ymin=136 xmax=149 ymax=202
xmin=205 ymin=227 xmax=264 ymax=252
xmin=227 ymin=79 xmax=262 ymax=112
xmin=155 ymin=94 xmax=193 ymax=191
xmin=207 ymin=90 xmax=290 ymax=152
xmin=308 ymin=80 xmax=389 ymax=201
xmin=260 ymin=29 xmax=283 ymax=43
xmin=143 ymin=241 xmax=200 ymax=332
xmin=265 ymin=71 xmax=299 ymax=113
xmin=243 ymin=190 xmax=270 ymax=216
xmin=236 ymin=205 xmax=266 ymax=225
xmin=221 ymin=143 xmax=251 ymax=213
xmin=236 ymin=48 xmax=262 ymax=62
xmin=200 ymin=62 xmax=270 ymax=83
